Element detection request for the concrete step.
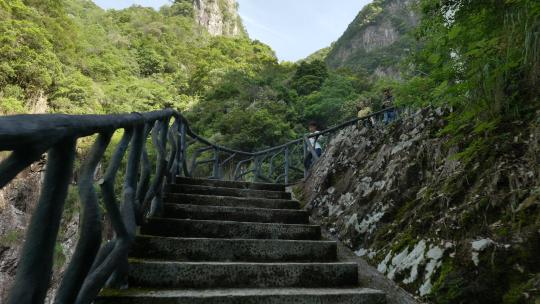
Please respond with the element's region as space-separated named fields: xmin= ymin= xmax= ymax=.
xmin=128 ymin=261 xmax=359 ymax=289
xmin=162 ymin=203 xmax=309 ymax=224
xmin=130 ymin=235 xmax=337 ymax=262
xmin=175 ymin=177 xmax=286 ymax=192
xmin=141 ymin=218 xmax=321 ymax=240
xmin=97 ymin=288 xmax=386 ymax=304
xmin=164 ymin=193 xmax=300 ymax=210
xmin=166 ymin=183 xmax=292 ymax=200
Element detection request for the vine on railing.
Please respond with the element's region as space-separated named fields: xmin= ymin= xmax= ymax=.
xmin=0 ymin=107 xmax=396 ymax=304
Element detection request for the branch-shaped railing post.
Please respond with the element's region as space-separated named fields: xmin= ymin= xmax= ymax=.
xmin=107 ymin=123 xmax=145 ymax=288
xmin=220 ymin=153 xmax=237 ymax=180
xmin=171 ymin=121 xmax=181 ymax=179
xmin=188 ymin=146 xmax=212 ymax=176
xmin=267 ymin=149 xmax=282 ymax=180
xmin=135 ymin=123 xmax=152 ymax=219
xmin=303 ymin=138 xmax=308 ymax=178
xmin=234 ymin=157 xmax=254 ymax=181
xmin=55 ymin=132 xmax=113 ymax=304
xmin=166 ymin=121 xmax=179 ymax=183
xmin=254 ymin=155 xmax=263 ymax=182
xmin=179 ymin=121 xmax=189 ymax=177
xmin=74 ymin=129 xmax=134 ymax=304
xmin=148 ymin=117 xmax=170 ymax=217
xmin=7 ymin=138 xmax=76 ymax=304
xmin=284 ymin=146 xmax=290 ymax=184
xmin=211 ymin=148 xmax=221 ymax=179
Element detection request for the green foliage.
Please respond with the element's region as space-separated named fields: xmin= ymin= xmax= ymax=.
xmin=428 ymin=259 xmax=466 ymax=303
xmin=0 ymin=0 xmax=380 ymax=151
xmin=303 ymin=45 xmax=333 ymax=63
xmin=502 ymin=279 xmax=534 ymax=304
xmin=168 ymin=0 xmax=194 ymax=17
xmin=394 ymin=0 xmax=540 ymax=162
xmin=301 ymin=72 xmax=362 ymax=126
xmin=53 ymin=242 xmax=66 ymax=270
xmin=0 ymin=229 xmax=24 ymax=247
xmin=291 ymin=60 xmax=328 ymax=96
xmin=0 ymin=1 xmax=63 ymax=91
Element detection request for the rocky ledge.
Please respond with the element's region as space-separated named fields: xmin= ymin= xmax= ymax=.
xmin=300 ymin=108 xmax=540 ymax=303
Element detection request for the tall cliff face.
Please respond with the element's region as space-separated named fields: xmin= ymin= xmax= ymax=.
xmin=300 ymin=109 xmax=540 ymax=303
xmin=325 ymin=0 xmax=419 ymax=77
xmin=193 ymin=0 xmax=246 ymax=37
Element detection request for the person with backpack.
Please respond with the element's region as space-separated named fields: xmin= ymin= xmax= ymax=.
xmin=304 ymin=121 xmax=323 ymax=170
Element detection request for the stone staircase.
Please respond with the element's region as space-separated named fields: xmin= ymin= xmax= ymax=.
xmin=96 ymin=177 xmax=386 ymax=303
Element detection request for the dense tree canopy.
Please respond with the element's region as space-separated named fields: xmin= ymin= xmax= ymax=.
xmin=392 ymin=0 xmax=540 ymax=162
xmin=0 ymin=0 xmax=373 ymax=150
xmin=3 ymin=0 xmax=535 ymax=156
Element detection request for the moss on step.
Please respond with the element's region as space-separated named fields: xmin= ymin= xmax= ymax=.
xmin=291 ymin=184 xmax=307 ymax=207
xmin=428 ymin=258 xmax=466 ymax=303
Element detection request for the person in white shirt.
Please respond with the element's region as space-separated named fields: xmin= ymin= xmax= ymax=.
xmin=304 ymin=121 xmax=323 ymax=170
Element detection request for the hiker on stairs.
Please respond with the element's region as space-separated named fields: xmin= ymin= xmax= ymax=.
xmin=304 ymin=121 xmax=323 ymax=170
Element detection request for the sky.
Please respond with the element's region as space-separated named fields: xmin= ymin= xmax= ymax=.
xmin=93 ymin=0 xmax=372 ymax=62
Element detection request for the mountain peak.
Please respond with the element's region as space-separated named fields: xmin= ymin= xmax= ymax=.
xmin=326 ymin=0 xmax=419 ymax=77
xmin=192 ymin=0 xmax=246 ymax=37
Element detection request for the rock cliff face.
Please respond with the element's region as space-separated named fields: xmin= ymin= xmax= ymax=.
xmin=300 ymin=109 xmax=540 ymax=303
xmin=325 ymin=0 xmax=419 ymax=76
xmin=193 ymin=0 xmax=245 ymax=37
xmin=0 ymin=162 xmax=80 ymax=303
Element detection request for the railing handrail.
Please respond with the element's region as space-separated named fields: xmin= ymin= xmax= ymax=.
xmin=0 ymin=110 xmax=172 ymax=150
xmin=0 ymin=107 xmax=395 ymax=155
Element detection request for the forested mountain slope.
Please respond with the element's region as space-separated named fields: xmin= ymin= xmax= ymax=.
xmin=325 ymin=0 xmax=419 ymax=77
xmin=0 ymin=0 xmax=377 ymax=151
xmin=0 ymin=0 xmax=261 ymax=115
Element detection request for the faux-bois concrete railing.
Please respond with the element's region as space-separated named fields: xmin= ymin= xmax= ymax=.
xmin=0 ymin=107 xmax=394 ymax=304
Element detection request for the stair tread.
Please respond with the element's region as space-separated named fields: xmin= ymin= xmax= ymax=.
xmin=176 ymin=177 xmax=286 ymax=191
xmin=164 ymin=203 xmax=307 ymax=213
xmin=163 ymin=203 xmax=309 ymax=223
xmin=102 ymin=179 xmax=385 ymax=303
xmin=135 ymin=235 xmax=335 ymax=244
xmin=130 ymin=260 xmax=357 ymax=266
xmin=165 ymin=193 xmax=300 ymax=209
xmin=141 ymin=217 xmax=321 ymax=240
xmin=97 ymin=288 xmax=386 ymax=304
xmin=166 ymin=184 xmax=291 ymax=199
xmin=147 ymin=217 xmax=317 ymax=226
xmin=100 ymin=287 xmax=385 ymax=297
xmin=166 ymin=193 xmax=297 ymax=203
xmin=128 ymin=260 xmax=358 ymax=288
xmin=130 ymin=235 xmax=338 ymax=262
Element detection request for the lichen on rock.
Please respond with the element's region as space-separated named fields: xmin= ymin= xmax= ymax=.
xmin=301 ymin=108 xmax=540 ymax=303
